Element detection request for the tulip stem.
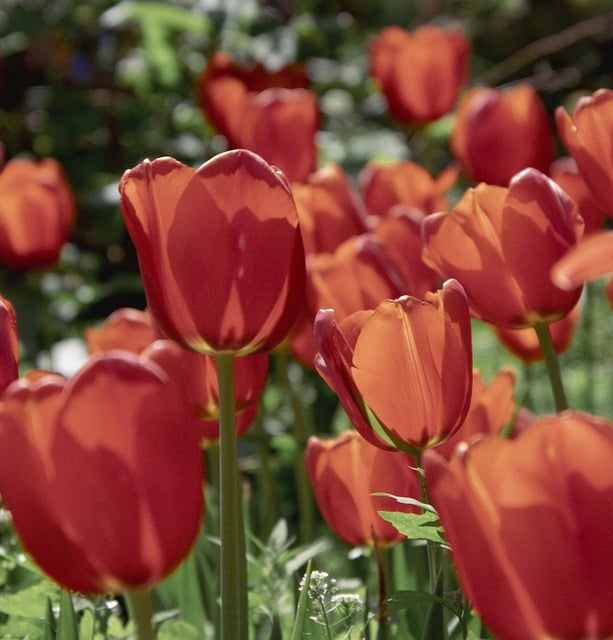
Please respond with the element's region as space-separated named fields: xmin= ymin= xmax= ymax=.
xmin=215 ymin=352 xmax=248 ymax=640
xmin=414 ymin=456 xmax=438 ymax=594
xmin=373 ymin=536 xmax=392 ymax=640
xmin=534 ymin=321 xmax=568 ymax=412
xmin=126 ymin=589 xmax=155 ymax=640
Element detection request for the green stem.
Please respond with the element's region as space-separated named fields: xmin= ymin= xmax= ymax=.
xmin=126 ymin=590 xmax=155 ymax=640
xmin=374 ymin=539 xmax=392 ymax=640
xmin=414 ymin=456 xmax=437 ymax=594
xmin=582 ymin=281 xmax=596 ymax=412
xmin=533 ymin=322 xmax=568 ymax=412
xmin=215 ymin=352 xmax=248 ymax=640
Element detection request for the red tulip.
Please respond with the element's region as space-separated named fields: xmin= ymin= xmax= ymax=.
xmin=119 ymin=149 xmax=306 ymax=356
xmin=306 ymin=430 xmax=420 ymax=547
xmin=85 ymin=307 xmax=155 ymax=354
xmin=292 ymin=163 xmax=369 ymax=256
xmin=369 ymin=25 xmax=470 ymax=124
xmin=552 ymin=230 xmax=613 ymax=290
xmin=0 ymin=157 xmax=76 ymax=269
xmin=493 ymin=300 xmax=581 ymax=363
xmin=0 ymin=350 xmax=204 ymax=594
xmin=425 ymin=410 xmax=613 ymax=640
xmin=451 ymin=84 xmax=555 ymax=186
xmin=0 ymin=295 xmax=18 ymax=393
xmin=423 ymin=168 xmax=584 ymax=328
xmin=314 ymin=280 xmax=472 ymax=452
xmin=556 ymin=88 xmax=613 ymax=214
xmin=359 ymin=160 xmax=458 ymax=218
xmin=434 ymin=369 xmax=516 ymax=460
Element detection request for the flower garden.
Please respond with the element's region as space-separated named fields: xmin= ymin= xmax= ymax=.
xmin=1 ymin=1 xmax=613 ymax=639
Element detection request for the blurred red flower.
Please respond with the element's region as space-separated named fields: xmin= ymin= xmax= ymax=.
xmin=451 ymin=84 xmax=555 ymax=186
xmin=425 ymin=410 xmax=613 ymax=640
xmin=0 ymin=350 xmax=204 ymax=594
xmin=306 ymin=430 xmax=420 ymax=547
xmin=423 ymin=168 xmax=584 ymax=328
xmin=0 ymin=157 xmax=75 ymax=269
xmin=119 ymin=149 xmax=306 ymax=356
xmin=314 ymin=280 xmax=472 ymax=452
xmin=0 ymin=295 xmax=18 ymax=393
xmin=369 ymin=25 xmax=470 ymax=124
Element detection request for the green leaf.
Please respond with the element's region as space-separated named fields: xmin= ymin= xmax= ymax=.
xmin=57 ymin=591 xmax=78 ymax=640
xmin=0 ymin=579 xmax=59 ymax=618
xmin=378 ymin=511 xmax=447 ymax=545
xmin=157 ymin=620 xmax=200 ymax=640
xmin=43 ymin=596 xmax=56 ymax=640
xmin=289 ymin=560 xmax=313 ymax=640
xmin=386 ymin=589 xmax=463 ymax=618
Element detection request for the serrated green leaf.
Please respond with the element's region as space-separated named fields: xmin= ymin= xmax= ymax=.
xmin=0 ymin=579 xmax=59 ymax=618
xmin=157 ymin=619 xmax=200 ymax=640
xmin=57 ymin=591 xmax=78 ymax=640
xmin=378 ymin=511 xmax=446 ymax=545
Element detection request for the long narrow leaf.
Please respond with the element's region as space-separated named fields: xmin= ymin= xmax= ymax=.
xmin=290 ymin=559 xmax=313 ymax=640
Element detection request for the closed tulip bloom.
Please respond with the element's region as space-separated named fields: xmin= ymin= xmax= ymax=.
xmin=315 ymin=279 xmax=472 ymax=452
xmin=85 ymin=307 xmax=155 ymax=354
xmin=434 ymin=369 xmax=516 ymax=460
xmin=292 ymin=163 xmax=369 ymax=257
xmin=424 ymin=411 xmax=613 ymax=640
xmin=556 ymin=89 xmax=613 ymax=214
xmin=423 ymin=168 xmax=584 ymax=328
xmin=0 ymin=295 xmax=18 ymax=393
xmin=360 ymin=160 xmax=458 ymax=218
xmin=119 ymin=149 xmax=306 ymax=356
xmin=306 ymin=430 xmax=420 ymax=547
xmin=369 ymin=25 xmax=470 ymax=124
xmin=0 ymin=157 xmax=76 ymax=270
xmin=451 ymin=85 xmax=555 ymax=186
xmin=0 ymin=350 xmax=204 ymax=594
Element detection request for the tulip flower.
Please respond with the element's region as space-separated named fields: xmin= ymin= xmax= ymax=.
xmin=86 ymin=310 xmax=268 ymax=444
xmin=197 ymin=52 xmax=318 ymax=182
xmin=550 ymin=157 xmax=607 ymax=234
xmin=0 ymin=295 xmax=18 ymax=393
xmin=306 ymin=233 xmax=405 ymax=322
xmin=552 ymin=230 xmax=613 ymax=290
xmin=451 ymin=84 xmax=555 ymax=186
xmin=292 ymin=163 xmax=369 ymax=256
xmin=424 ymin=410 xmax=613 ymax=640
xmin=119 ymin=149 xmax=306 ymax=356
xmin=314 ymin=279 xmax=472 ymax=453
xmin=434 ymin=369 xmax=516 ymax=460
xmin=0 ymin=157 xmax=76 ymax=269
xmin=493 ymin=300 xmax=581 ymax=363
xmin=556 ymin=88 xmax=613 ymax=214
xmin=423 ymin=168 xmax=584 ymax=329
xmin=306 ymin=430 xmax=420 ymax=547
xmin=359 ymin=160 xmax=458 ymax=218
xmin=197 ymin=51 xmax=309 ymax=148
xmin=369 ymin=25 xmax=470 ymax=124
xmin=0 ymin=350 xmax=204 ymax=594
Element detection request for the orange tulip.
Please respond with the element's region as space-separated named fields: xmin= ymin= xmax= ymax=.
xmin=0 ymin=157 xmax=76 ymax=269
xmin=306 ymin=430 xmax=420 ymax=547
xmin=85 ymin=307 xmax=155 ymax=354
xmin=550 ymin=157 xmax=607 ymax=234
xmin=552 ymin=230 xmax=613 ymax=291
xmin=556 ymin=88 xmax=613 ymax=214
xmin=433 ymin=369 xmax=516 ymax=460
xmin=197 ymin=52 xmax=318 ymax=182
xmin=369 ymin=25 xmax=470 ymax=124
xmin=359 ymin=160 xmax=458 ymax=218
xmin=0 ymin=295 xmax=18 ymax=393
xmin=119 ymin=149 xmax=306 ymax=356
xmin=451 ymin=84 xmax=555 ymax=186
xmin=0 ymin=350 xmax=204 ymax=594
xmin=424 ymin=410 xmax=613 ymax=640
xmin=371 ymin=208 xmax=440 ymax=298
xmin=292 ymin=163 xmax=369 ymax=256
xmin=423 ymin=168 xmax=584 ymax=328
xmin=306 ymin=233 xmax=405 ymax=322
xmin=85 ymin=309 xmax=267 ymax=443
xmin=493 ymin=300 xmax=581 ymax=363
xmin=197 ymin=51 xmax=309 ymax=148
xmin=314 ymin=279 xmax=472 ymax=452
